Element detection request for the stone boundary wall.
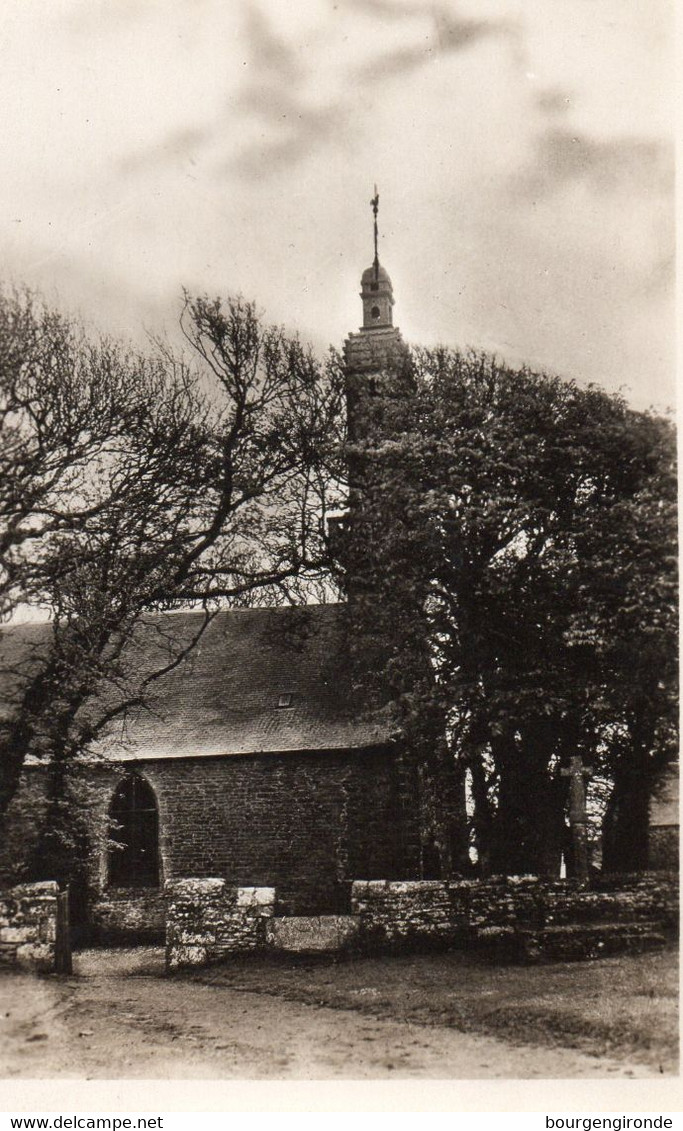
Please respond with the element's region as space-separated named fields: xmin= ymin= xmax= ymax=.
xmin=91 ymin=889 xmax=166 ymax=946
xmin=0 ymin=881 xmax=59 ymax=971
xmin=164 ymin=873 xmax=678 ymax=968
xmin=350 ymin=874 xmax=679 ymax=952
xmin=165 ymin=879 xmax=275 ymax=970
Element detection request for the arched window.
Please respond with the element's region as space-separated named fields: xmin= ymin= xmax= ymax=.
xmin=108 ymin=774 xmax=159 ymax=888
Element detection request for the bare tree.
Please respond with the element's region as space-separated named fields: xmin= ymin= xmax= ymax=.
xmin=0 ymin=289 xmax=344 ymax=875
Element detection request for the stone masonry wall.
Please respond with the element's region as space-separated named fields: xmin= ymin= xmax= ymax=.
xmin=145 ymin=750 xmax=404 ymax=916
xmin=2 ymin=748 xmax=408 ymax=944
xmin=0 ymin=881 xmax=59 ymax=971
xmin=165 ymin=879 xmax=275 ymax=969
xmin=91 ymin=888 xmax=166 ymax=945
xmin=350 ymin=875 xmax=679 ymax=952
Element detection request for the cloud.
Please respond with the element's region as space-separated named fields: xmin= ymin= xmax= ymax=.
xmin=231 ymin=92 xmax=345 ymax=179
xmin=534 ymin=88 xmax=573 ymax=117
xmin=114 ymin=2 xmax=312 ymax=181
xmin=353 ymin=44 xmax=427 ymax=83
xmin=339 ymin=0 xmax=425 ymax=17
xmin=353 ymin=3 xmax=513 ymax=83
xmin=111 ymin=1 xmax=515 ymax=185
xmin=242 ymin=3 xmax=304 ymax=86
xmin=513 ymin=127 xmax=674 ymax=198
xmin=433 ymin=8 xmax=509 ymax=52
xmin=118 ymin=126 xmax=213 ymax=174
xmin=230 ymin=5 xmax=344 ymax=180
xmin=232 ymin=1 xmax=514 ymax=177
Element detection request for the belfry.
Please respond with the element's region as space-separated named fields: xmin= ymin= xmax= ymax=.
xmin=343 ymin=189 xmax=411 ymax=443
xmin=360 ymin=188 xmax=394 ymax=329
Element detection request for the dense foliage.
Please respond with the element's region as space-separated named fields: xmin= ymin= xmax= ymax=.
xmin=340 ymin=347 xmax=677 ymax=875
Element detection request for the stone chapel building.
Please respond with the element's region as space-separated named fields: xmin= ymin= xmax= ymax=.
xmin=2 ymin=243 xmax=676 ymax=942
xmin=0 ymin=251 xmax=423 ymax=944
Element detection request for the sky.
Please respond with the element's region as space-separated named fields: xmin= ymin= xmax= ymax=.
xmin=0 ymin=0 xmax=675 ymax=410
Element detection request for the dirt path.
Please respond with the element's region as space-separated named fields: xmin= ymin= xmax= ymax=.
xmin=0 ymin=948 xmax=661 ymax=1080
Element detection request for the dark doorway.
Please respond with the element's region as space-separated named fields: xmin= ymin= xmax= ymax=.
xmin=108 ymin=774 xmax=159 ymax=888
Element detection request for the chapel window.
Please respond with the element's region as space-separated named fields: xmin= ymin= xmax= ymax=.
xmin=108 ymin=774 xmax=159 ymax=888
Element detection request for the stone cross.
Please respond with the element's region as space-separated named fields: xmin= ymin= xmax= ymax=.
xmin=561 ymin=754 xmax=592 ymax=882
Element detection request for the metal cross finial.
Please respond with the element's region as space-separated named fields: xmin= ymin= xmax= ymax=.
xmin=371 ymin=185 xmax=379 ymax=277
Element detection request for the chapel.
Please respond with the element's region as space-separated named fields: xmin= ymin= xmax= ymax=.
xmin=0 ymin=236 xmax=423 ymax=944
xmin=2 ymin=220 xmax=676 ymax=945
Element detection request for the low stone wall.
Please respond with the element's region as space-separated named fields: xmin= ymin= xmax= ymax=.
xmin=0 ymin=881 xmax=59 ymax=972
xmin=351 ymin=880 xmax=471 ymax=950
xmin=350 ymin=874 xmax=679 ymax=953
xmin=91 ymin=888 xmax=166 ymax=946
xmin=165 ymin=879 xmax=275 ymax=970
xmin=164 ymin=873 xmax=678 ymax=969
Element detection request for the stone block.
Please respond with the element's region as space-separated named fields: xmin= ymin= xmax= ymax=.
xmin=167 ymin=944 xmax=208 ymax=969
xmin=165 ymin=877 xmax=226 ymax=899
xmin=175 ymin=930 xmax=210 ymax=946
xmin=10 ymin=881 xmax=58 ymax=899
xmin=447 ymin=880 xmax=476 ymax=894
xmin=393 ymin=881 xmax=446 ymax=895
xmin=236 ymin=887 xmax=275 ymax=911
xmin=38 ymin=918 xmax=57 ymax=943
xmin=353 ymin=880 xmax=388 ymax=895
xmin=0 ymin=926 xmax=34 ymax=944
xmin=0 ymin=943 xmax=18 ymax=966
xmin=266 ymin=915 xmax=360 ymax=953
xmin=15 ymin=942 xmax=54 ymax=971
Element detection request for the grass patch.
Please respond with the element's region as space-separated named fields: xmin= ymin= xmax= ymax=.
xmin=190 ymin=944 xmax=679 ymax=1072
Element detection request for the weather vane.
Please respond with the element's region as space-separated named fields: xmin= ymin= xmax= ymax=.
xmin=371 ymin=184 xmax=379 ymax=278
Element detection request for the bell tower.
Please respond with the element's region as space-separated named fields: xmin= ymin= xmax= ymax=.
xmin=337 ymin=194 xmax=466 ymax=882
xmin=361 ymin=261 xmax=394 ymax=329
xmin=337 ymin=188 xmax=416 ymax=613
xmin=343 ymin=189 xmax=411 ymax=444
xmin=338 ymin=190 xmax=423 ymax=879
xmin=360 ymin=188 xmax=394 ymax=328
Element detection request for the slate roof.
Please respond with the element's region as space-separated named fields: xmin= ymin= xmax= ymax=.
xmin=0 ymin=604 xmax=398 ymax=761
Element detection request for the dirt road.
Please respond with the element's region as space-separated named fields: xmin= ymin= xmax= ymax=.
xmin=0 ymin=948 xmax=662 ymax=1079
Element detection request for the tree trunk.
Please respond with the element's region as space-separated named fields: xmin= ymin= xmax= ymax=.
xmin=602 ymin=715 xmax=657 ymax=873
xmin=488 ymin=724 xmax=564 ymax=876
xmin=602 ymin=771 xmax=650 ymax=872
